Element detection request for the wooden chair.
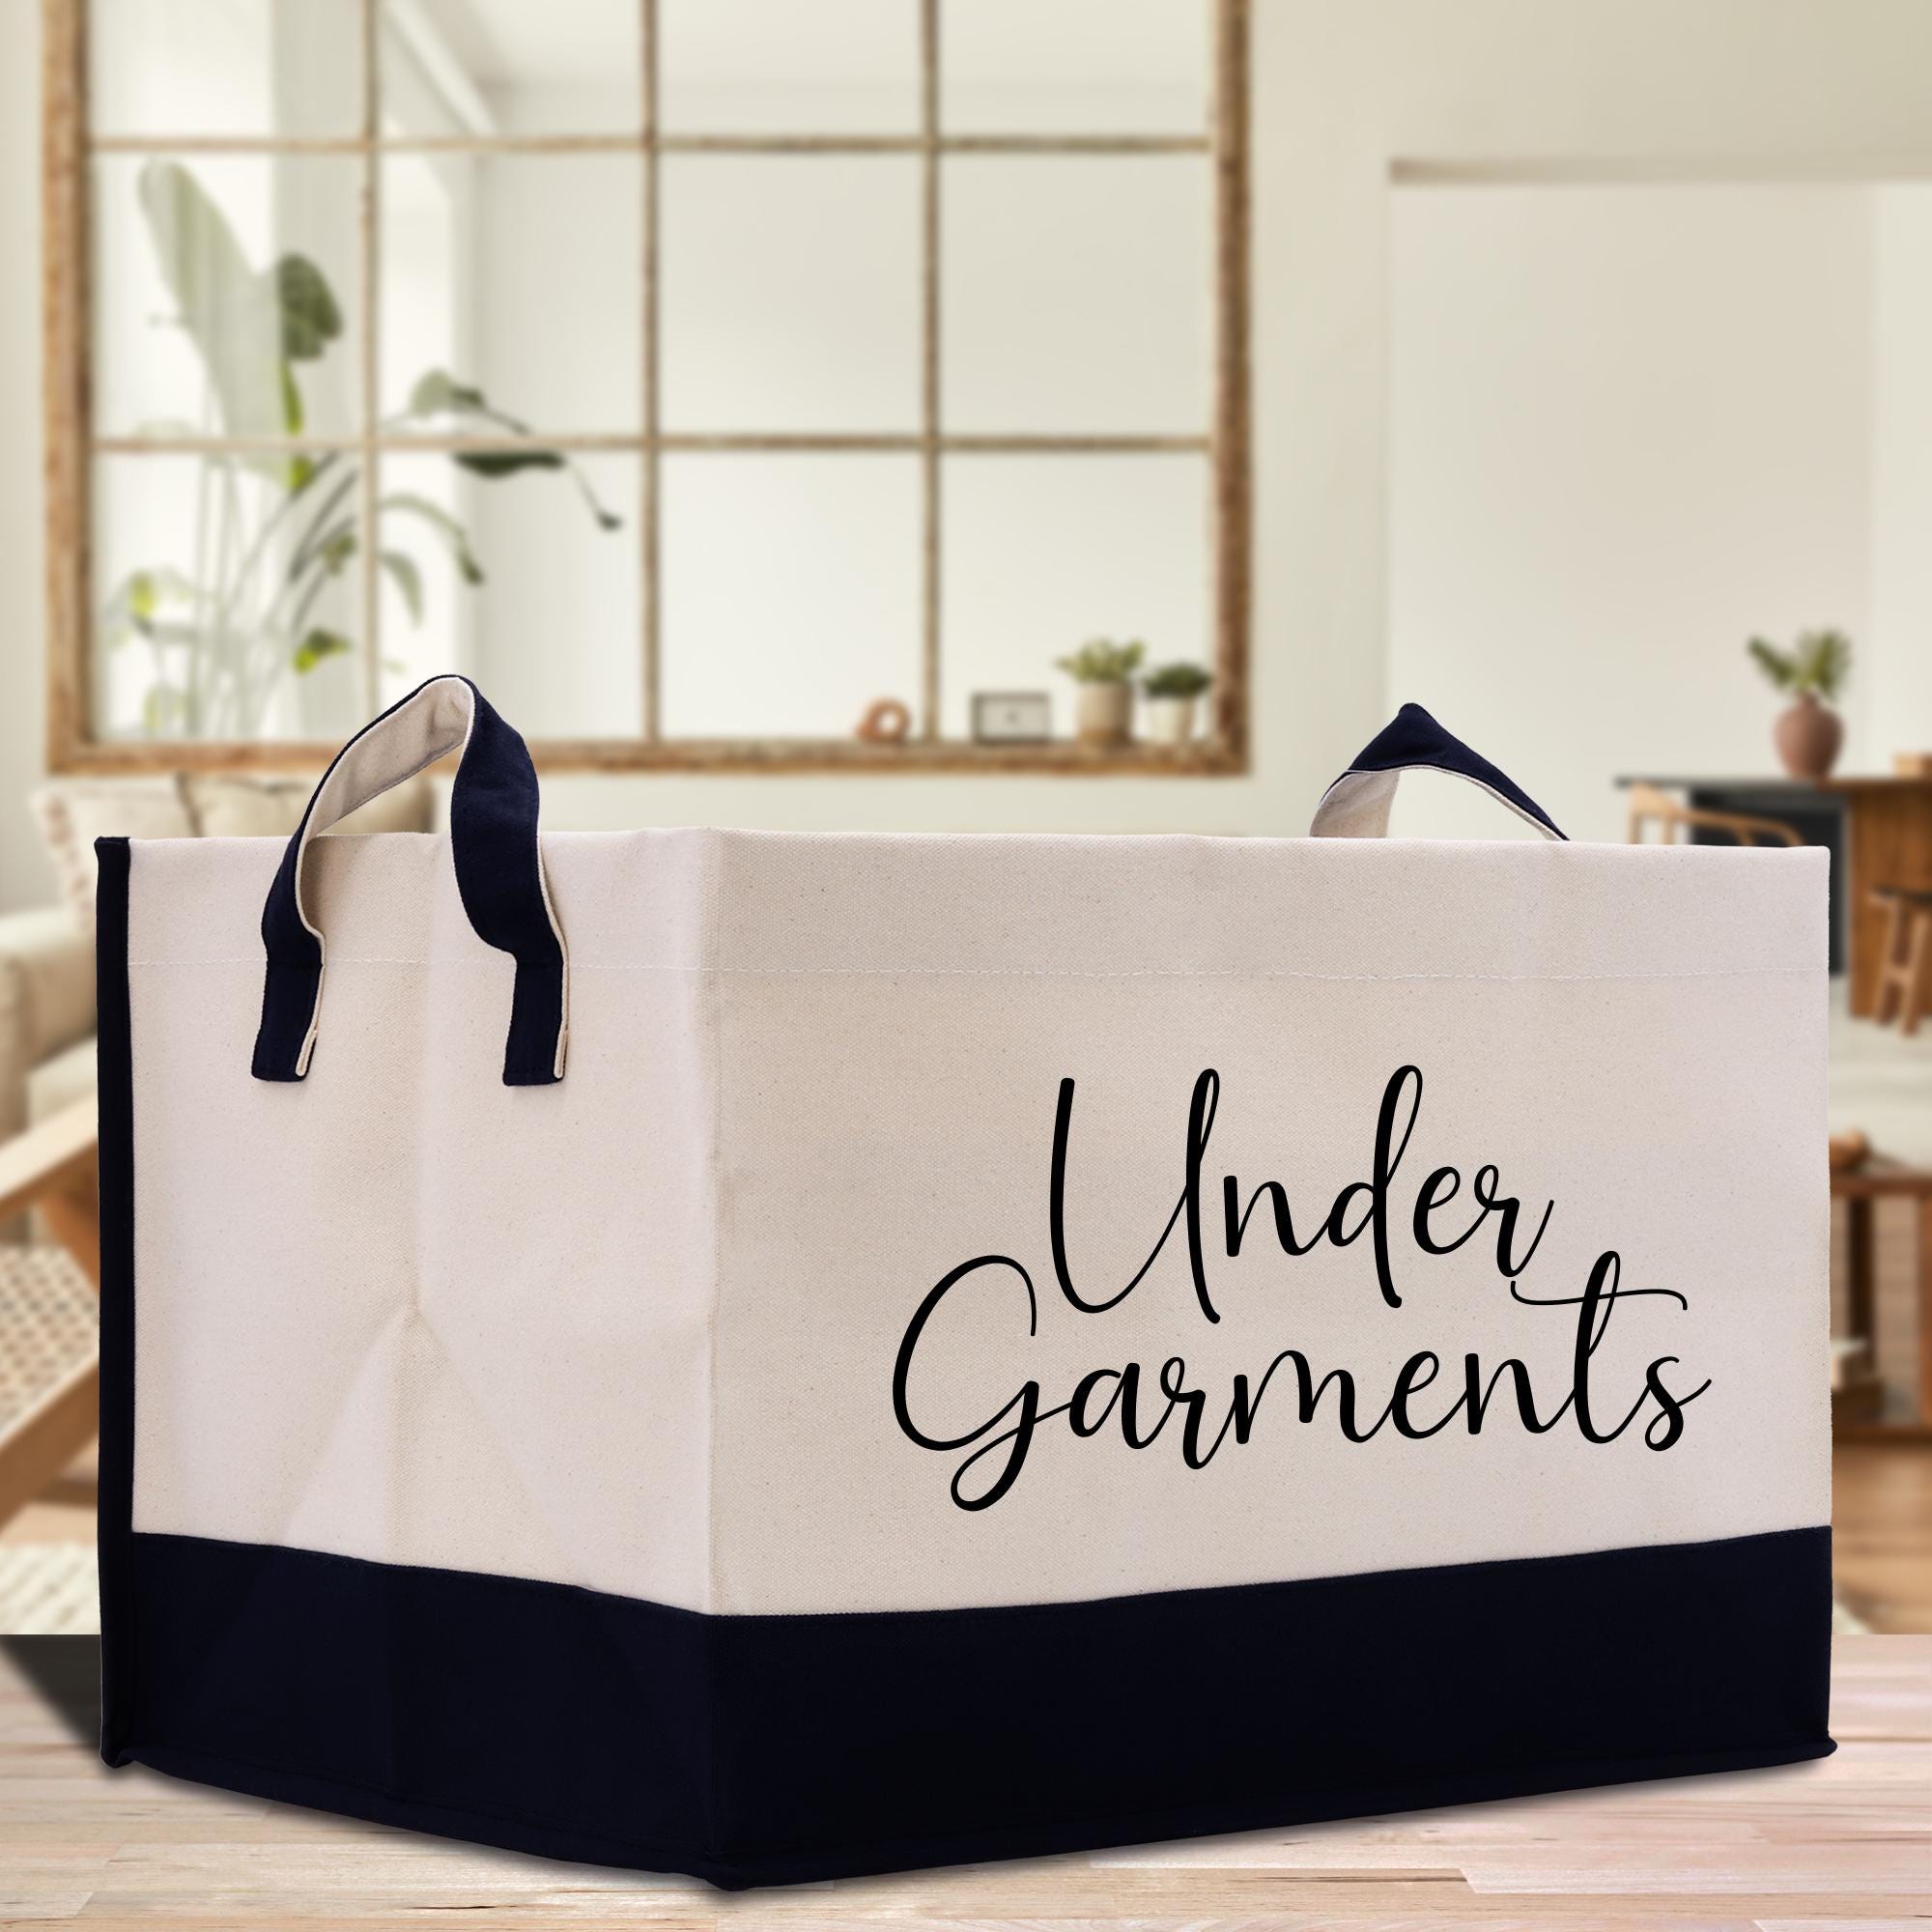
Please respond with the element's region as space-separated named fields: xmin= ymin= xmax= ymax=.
xmin=1625 ymin=781 xmax=1804 ymax=849
xmin=0 ymin=1102 xmax=99 ymax=1530
xmin=1872 ymin=887 xmax=1932 ymax=1037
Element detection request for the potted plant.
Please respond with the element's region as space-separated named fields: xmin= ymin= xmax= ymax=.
xmin=1747 ymin=630 xmax=1852 ymax=781
xmin=1056 ymin=639 xmax=1145 ymax=747
xmin=100 ymin=161 xmax=620 ymax=741
xmin=1142 ymin=662 xmax=1213 ymax=745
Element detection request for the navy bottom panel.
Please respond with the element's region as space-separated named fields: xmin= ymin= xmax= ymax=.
xmin=105 ymin=1524 xmax=1833 ymax=1889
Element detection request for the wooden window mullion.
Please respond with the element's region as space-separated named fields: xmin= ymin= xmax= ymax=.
xmin=640 ymin=0 xmax=661 ymax=741
xmin=920 ymin=0 xmax=941 ymax=740
xmin=52 ymin=0 xmax=1249 ymax=775
xmin=1211 ymin=0 xmax=1250 ymax=760
xmin=356 ymin=0 xmax=381 ymax=715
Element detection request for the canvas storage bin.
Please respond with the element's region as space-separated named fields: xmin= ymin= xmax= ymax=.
xmin=96 ymin=677 xmax=1833 ymax=1888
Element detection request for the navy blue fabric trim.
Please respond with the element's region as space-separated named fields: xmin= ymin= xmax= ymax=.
xmin=91 ymin=838 xmax=137 ymax=1767
xmin=107 ymin=1526 xmax=1833 ymax=1889
xmin=445 ymin=690 xmax=564 ymax=1087
xmin=1341 ymin=702 xmax=1567 ymax=839
xmin=250 ymin=676 xmax=562 ymax=1087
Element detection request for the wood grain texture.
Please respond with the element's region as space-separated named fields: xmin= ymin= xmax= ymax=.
xmin=0 ymin=1636 xmax=1922 ymax=1929
xmin=41 ymin=0 xmax=88 ymax=781
xmin=1846 ymin=791 xmax=1932 ymax=1018
xmin=1834 ymin=1442 xmax=1932 ymax=1634
xmin=43 ymin=736 xmax=1248 ymax=777
xmin=1832 ymin=1159 xmax=1932 ymax=1442
xmin=0 ymin=1105 xmax=96 ymax=1233
xmin=1210 ymin=0 xmax=1252 ymax=767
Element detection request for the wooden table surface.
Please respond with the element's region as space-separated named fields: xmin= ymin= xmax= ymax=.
xmin=2 ymin=1636 xmax=1926 ymax=1930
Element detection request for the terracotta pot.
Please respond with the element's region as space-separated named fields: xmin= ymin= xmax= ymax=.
xmin=1074 ymin=681 xmax=1133 ymax=748
xmin=1773 ymin=692 xmax=1843 ymax=781
xmin=1145 ymin=694 xmax=1198 ymax=745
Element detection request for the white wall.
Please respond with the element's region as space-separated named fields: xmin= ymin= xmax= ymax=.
xmin=1869 ymin=184 xmax=1932 ymax=767
xmin=1263 ymin=0 xmax=1932 ymax=843
xmin=456 ymin=75 xmax=1211 ymax=750
xmin=546 ymin=0 xmax=1932 ymax=838
xmin=0 ymin=6 xmax=48 ymax=911
xmin=13 ymin=2 xmax=1932 ymax=907
xmin=1389 ymin=185 xmax=1878 ymax=844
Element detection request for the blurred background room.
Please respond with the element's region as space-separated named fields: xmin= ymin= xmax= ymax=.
xmin=0 ymin=0 xmax=1927 ymax=1634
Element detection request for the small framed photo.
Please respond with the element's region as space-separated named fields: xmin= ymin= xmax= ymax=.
xmin=970 ymin=692 xmax=1053 ymax=745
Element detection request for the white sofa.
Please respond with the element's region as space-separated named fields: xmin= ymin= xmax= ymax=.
xmin=0 ymin=773 xmax=436 ymax=1195
xmin=0 ymin=905 xmax=96 ymax=1147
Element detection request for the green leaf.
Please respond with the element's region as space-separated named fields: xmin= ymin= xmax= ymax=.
xmin=101 ymin=566 xmax=200 ymax=645
xmin=408 ymin=368 xmax=487 ymax=416
xmin=378 ymin=491 xmax=486 ymax=585
xmin=1142 ymin=660 xmax=1212 ymax=698
xmin=453 ymin=448 xmax=566 ymax=479
xmin=137 ymin=159 xmax=285 ymax=440
xmin=379 ymin=549 xmax=424 ymax=623
xmin=398 ymin=367 xmax=622 ymax=529
xmin=285 ymin=474 xmax=359 ymax=585
xmin=1056 ymin=637 xmax=1147 ymax=684
xmin=1748 ymin=630 xmax=1851 ymax=700
xmin=279 ymin=359 xmax=304 ymax=436
xmin=136 ymin=161 xmax=348 ymax=465
xmin=278 ymin=364 xmax=318 ymax=492
xmin=1793 ymin=628 xmax=1852 ymax=701
xmin=1747 ymin=636 xmax=1796 ymax=692
xmin=141 ymin=682 xmax=186 ymax=735
xmin=272 ymin=253 xmax=343 ymax=361
xmin=293 ymin=628 xmax=355 ymax=674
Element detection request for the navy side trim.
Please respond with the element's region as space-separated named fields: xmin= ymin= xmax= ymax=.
xmin=110 ymin=1526 xmax=1833 ymax=1889
xmin=92 ymin=838 xmax=136 ymax=1766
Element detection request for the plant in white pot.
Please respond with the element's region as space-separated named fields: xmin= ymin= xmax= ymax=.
xmin=1056 ymin=638 xmax=1146 ymax=748
xmin=1747 ymin=629 xmax=1852 ymax=781
xmin=1142 ymin=661 xmax=1213 ymax=745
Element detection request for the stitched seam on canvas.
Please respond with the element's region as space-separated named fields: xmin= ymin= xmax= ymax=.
xmin=134 ymin=1521 xmax=1828 ymax=1625
xmin=126 ymin=957 xmax=1818 ymax=982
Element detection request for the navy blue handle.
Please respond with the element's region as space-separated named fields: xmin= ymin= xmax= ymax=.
xmin=252 ymin=675 xmax=568 ymax=1086
xmin=1311 ymin=702 xmax=1567 ymax=841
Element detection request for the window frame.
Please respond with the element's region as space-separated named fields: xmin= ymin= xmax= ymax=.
xmin=42 ymin=0 xmax=1251 ymax=775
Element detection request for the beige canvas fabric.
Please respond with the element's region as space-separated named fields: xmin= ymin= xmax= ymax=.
xmin=124 ymin=826 xmax=1830 ymax=1617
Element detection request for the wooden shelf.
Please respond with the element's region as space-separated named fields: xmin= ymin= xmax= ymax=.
xmin=53 ymin=737 xmax=1249 ymax=779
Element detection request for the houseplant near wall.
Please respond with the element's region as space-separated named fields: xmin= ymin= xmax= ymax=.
xmin=1747 ymin=629 xmax=1852 ymax=781
xmin=103 ymin=160 xmax=619 ymax=741
xmin=1142 ymin=662 xmax=1213 ymax=746
xmin=1056 ymin=639 xmax=1145 ymax=748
